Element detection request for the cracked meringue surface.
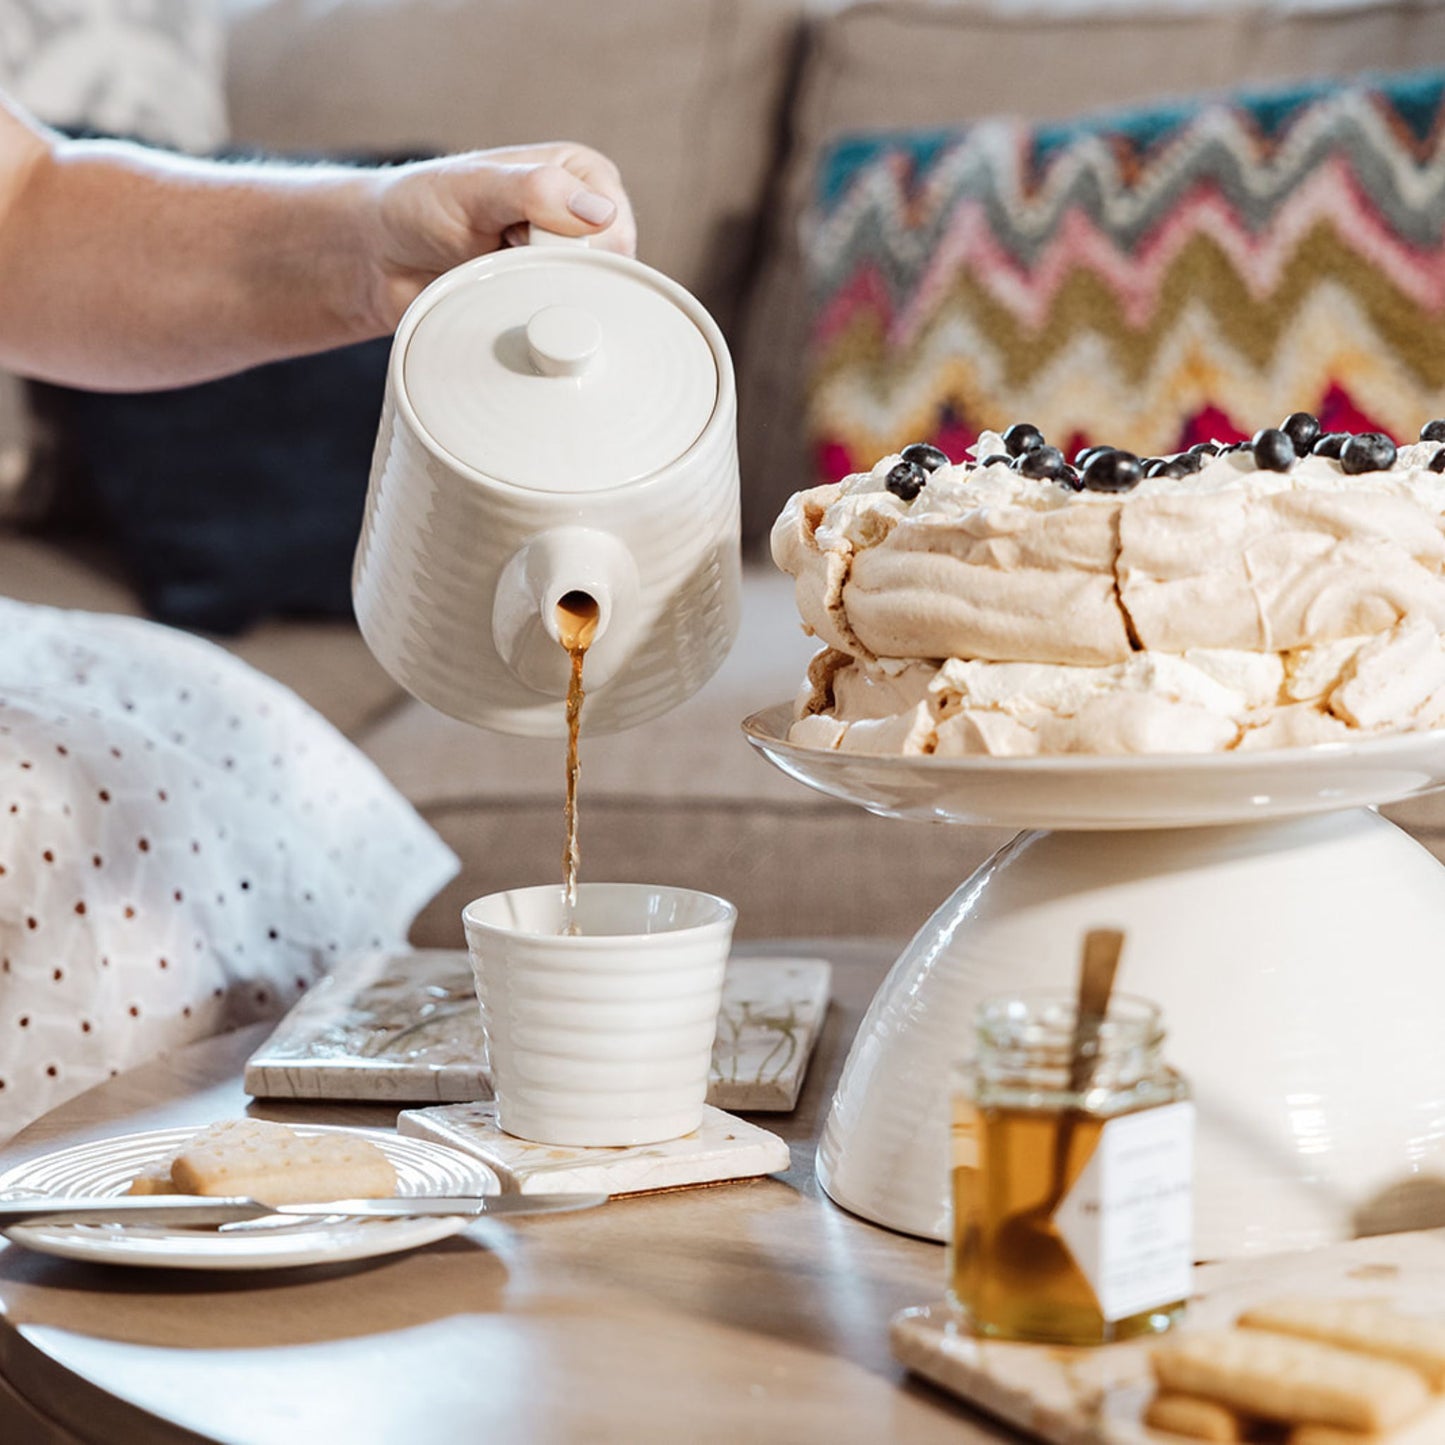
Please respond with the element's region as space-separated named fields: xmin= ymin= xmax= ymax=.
xmin=771 ymin=432 xmax=1445 ymax=755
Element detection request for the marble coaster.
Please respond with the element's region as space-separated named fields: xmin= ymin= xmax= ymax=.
xmin=244 ymin=948 xmax=830 ymax=1112
xmin=707 ymin=956 xmax=830 ymax=1111
xmin=397 ymin=1101 xmax=790 ymax=1196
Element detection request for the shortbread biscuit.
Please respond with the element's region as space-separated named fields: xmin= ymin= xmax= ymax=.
xmin=124 ymin=1157 xmax=178 ymax=1195
xmin=1152 ymin=1330 xmax=1430 ymax=1433
xmin=130 ymin=1119 xmax=396 ymax=1204
xmin=1290 ymin=1397 xmax=1445 ymax=1444
xmin=1143 ymin=1390 xmax=1246 ymax=1440
xmin=1240 ymin=1298 xmax=1445 ymax=1390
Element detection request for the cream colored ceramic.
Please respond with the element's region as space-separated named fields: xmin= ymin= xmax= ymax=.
xmin=354 ymin=231 xmax=741 ymax=738
xmin=743 ymin=705 xmax=1445 ymax=1258
xmin=462 ymin=883 xmax=737 ymax=1147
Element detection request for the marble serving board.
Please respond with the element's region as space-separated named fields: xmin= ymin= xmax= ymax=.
xmin=891 ymin=1230 xmax=1445 ymax=1444
xmin=244 ymin=948 xmax=830 ymax=1111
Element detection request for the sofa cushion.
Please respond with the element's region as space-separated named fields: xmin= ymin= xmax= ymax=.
xmin=0 ymin=0 xmax=227 ymax=152
xmin=222 ymin=0 xmax=806 ymax=340
xmin=737 ymin=0 xmax=1445 ymax=532
xmin=0 ymin=532 xmax=401 ymax=739
xmin=29 ymin=335 xmax=392 ymax=636
xmin=803 ymin=68 xmax=1445 ymax=476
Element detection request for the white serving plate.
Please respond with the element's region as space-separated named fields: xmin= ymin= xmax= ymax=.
xmin=743 ymin=702 xmax=1445 ymax=830
xmin=0 ymin=1125 xmax=497 ymax=1270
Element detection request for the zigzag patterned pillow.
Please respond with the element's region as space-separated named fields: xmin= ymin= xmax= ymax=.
xmin=805 ymin=71 xmax=1445 ymax=482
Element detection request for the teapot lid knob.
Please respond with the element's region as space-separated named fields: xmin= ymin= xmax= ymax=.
xmin=526 ymin=305 xmax=602 ymax=378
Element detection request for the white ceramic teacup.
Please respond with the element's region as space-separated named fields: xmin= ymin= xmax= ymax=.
xmin=462 ymin=883 xmax=737 ymax=1147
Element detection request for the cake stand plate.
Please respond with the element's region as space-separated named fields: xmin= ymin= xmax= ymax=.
xmin=744 ymin=705 xmax=1445 ymax=1260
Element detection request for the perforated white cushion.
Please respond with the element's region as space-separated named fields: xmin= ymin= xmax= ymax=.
xmin=0 ymin=598 xmax=456 ymax=1140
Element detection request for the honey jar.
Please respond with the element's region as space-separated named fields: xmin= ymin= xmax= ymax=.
xmin=948 ymin=991 xmax=1193 ymax=1346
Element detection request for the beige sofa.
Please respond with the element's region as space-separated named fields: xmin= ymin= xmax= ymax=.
xmin=8 ymin=0 xmax=1445 ymax=947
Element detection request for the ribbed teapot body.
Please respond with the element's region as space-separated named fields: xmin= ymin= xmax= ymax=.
xmin=352 ymin=247 xmax=741 ymax=738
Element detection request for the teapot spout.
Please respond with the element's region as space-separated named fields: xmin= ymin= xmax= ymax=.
xmin=492 ymin=527 xmax=643 ymax=697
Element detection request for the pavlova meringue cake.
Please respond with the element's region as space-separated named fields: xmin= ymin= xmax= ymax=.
xmin=771 ymin=417 xmax=1445 ymax=756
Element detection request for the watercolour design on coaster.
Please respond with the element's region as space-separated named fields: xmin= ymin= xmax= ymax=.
xmin=708 ymin=957 xmax=831 ymax=1111
xmin=397 ymin=1101 xmax=791 ymax=1196
xmin=244 ymin=949 xmax=830 ymax=1112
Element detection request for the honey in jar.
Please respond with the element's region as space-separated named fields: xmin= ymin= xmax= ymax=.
xmin=948 ymin=991 xmax=1193 ymax=1346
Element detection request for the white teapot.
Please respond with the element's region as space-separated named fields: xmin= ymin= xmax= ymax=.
xmin=353 ymin=229 xmax=741 ymax=737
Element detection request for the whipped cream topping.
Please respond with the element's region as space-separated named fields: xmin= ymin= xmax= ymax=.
xmin=772 ymin=431 xmax=1445 ymax=755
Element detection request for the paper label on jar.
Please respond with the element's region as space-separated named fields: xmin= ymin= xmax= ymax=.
xmin=1053 ymin=1101 xmax=1194 ymax=1322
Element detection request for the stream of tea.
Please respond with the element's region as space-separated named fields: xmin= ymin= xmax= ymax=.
xmin=556 ymin=590 xmax=600 ymax=936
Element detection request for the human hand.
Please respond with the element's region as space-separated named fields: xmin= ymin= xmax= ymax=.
xmin=361 ymin=141 xmax=636 ymax=329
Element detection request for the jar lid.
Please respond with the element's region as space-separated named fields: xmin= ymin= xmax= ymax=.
xmin=401 ymin=245 xmax=719 ymax=493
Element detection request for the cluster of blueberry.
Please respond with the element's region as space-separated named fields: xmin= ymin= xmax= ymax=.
xmin=883 ymin=416 xmax=1445 ymax=502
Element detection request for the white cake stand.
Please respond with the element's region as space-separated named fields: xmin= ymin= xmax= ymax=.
xmin=743 ymin=703 xmax=1445 ymax=1260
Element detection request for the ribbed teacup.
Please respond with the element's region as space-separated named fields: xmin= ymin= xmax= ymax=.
xmin=462 ymin=883 xmax=737 ymax=1147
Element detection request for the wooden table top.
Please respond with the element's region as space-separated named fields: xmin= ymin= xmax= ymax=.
xmin=0 ymin=939 xmax=1009 ymax=1445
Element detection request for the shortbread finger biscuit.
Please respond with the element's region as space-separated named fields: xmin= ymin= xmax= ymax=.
xmin=1291 ymin=1398 xmax=1445 ymax=1445
xmin=1152 ymin=1331 xmax=1430 ymax=1433
xmin=1143 ymin=1390 xmax=1246 ymax=1440
xmin=124 ymin=1157 xmax=178 ymax=1195
xmin=166 ymin=1119 xmax=396 ymax=1204
xmin=1239 ymin=1298 xmax=1445 ymax=1390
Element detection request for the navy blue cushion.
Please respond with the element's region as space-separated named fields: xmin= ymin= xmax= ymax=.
xmin=31 ymin=339 xmax=390 ymax=634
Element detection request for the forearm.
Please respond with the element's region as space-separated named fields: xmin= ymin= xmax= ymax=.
xmin=0 ymin=93 xmax=634 ymax=392
xmin=0 ymin=119 xmax=385 ymax=389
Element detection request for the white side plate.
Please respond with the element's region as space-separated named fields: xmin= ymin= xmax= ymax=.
xmin=0 ymin=1125 xmax=497 ymax=1270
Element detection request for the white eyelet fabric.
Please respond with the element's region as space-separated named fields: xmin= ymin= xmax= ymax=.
xmin=0 ymin=598 xmax=458 ymax=1142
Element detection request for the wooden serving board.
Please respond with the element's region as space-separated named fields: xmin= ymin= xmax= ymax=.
xmin=891 ymin=1230 xmax=1445 ymax=1443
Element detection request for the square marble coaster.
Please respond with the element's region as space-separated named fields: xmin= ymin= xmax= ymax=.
xmin=244 ymin=948 xmax=830 ymax=1112
xmin=397 ymin=1101 xmax=791 ymax=1196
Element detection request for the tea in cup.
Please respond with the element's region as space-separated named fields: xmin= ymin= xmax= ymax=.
xmin=462 ymin=882 xmax=736 ymax=1147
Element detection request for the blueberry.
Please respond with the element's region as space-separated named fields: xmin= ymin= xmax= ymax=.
xmin=1340 ymin=432 xmax=1397 ymax=475
xmin=1420 ymin=420 xmax=1445 ymax=444
xmin=1058 ymin=465 xmax=1083 ymax=491
xmin=1252 ymin=427 xmax=1296 ymax=472
xmin=885 ymin=459 xmax=927 ymax=501
xmin=1162 ymin=452 xmax=1203 ymax=479
xmin=1143 ymin=458 xmax=1169 ymax=478
xmin=1081 ymin=449 xmax=1143 ymax=493
xmin=1312 ymin=432 xmax=1348 ymax=459
xmin=1018 ymin=444 xmax=1066 ymax=480
xmin=1074 ymin=446 xmax=1103 ymax=469
xmin=1281 ymin=412 xmax=1321 ymax=455
xmin=1221 ymin=441 xmax=1251 ymax=455
xmin=978 ymin=453 xmax=1011 ymax=468
xmin=1002 ymin=423 xmax=1045 ymax=456
xmin=1188 ymin=442 xmax=1220 ymax=457
xmin=901 ymin=442 xmax=949 ymax=472
xmin=1430 ymin=448 xmax=1445 ymax=474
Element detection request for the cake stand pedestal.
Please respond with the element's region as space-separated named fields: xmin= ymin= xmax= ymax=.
xmin=744 ymin=704 xmax=1445 ymax=1260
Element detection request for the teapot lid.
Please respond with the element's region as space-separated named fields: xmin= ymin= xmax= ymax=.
xmin=399 ymin=238 xmax=719 ymax=493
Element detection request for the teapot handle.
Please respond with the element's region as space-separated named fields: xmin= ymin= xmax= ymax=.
xmin=526 ymin=224 xmax=591 ymax=249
